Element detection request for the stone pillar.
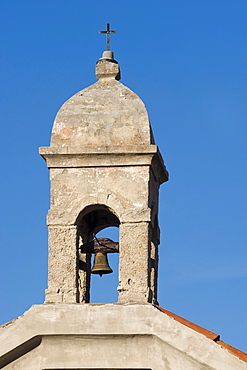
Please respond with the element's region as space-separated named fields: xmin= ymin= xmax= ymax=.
xmin=149 ymin=239 xmax=159 ymax=305
xmin=77 ymin=252 xmax=91 ymax=303
xmin=45 ymin=226 xmax=78 ymax=303
xmin=77 ymin=228 xmax=91 ymax=303
xmin=118 ymin=222 xmax=152 ymax=304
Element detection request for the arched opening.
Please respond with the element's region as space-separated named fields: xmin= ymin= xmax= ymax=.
xmin=76 ymin=204 xmax=119 ymax=242
xmin=75 ymin=204 xmax=120 ymax=303
xmin=90 ymin=226 xmax=119 ymax=303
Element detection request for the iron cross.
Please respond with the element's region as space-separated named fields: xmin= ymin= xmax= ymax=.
xmin=99 ymin=23 xmax=117 ymax=51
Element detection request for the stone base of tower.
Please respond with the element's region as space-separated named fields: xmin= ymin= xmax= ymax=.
xmin=1 ymin=304 xmax=246 ymax=369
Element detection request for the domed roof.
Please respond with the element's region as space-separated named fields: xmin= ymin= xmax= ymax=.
xmin=50 ymin=51 xmax=154 ymax=148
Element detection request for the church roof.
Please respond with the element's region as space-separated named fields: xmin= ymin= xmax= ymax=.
xmin=155 ymin=305 xmax=247 ymax=363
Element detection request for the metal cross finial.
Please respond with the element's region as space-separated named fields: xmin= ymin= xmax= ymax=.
xmin=99 ymin=23 xmax=117 ymax=51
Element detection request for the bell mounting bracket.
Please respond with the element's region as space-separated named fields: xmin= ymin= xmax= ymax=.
xmin=80 ymin=238 xmax=119 ymax=254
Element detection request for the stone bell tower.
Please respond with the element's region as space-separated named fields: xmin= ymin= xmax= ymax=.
xmin=39 ymin=49 xmax=168 ymax=305
xmin=2 ymin=40 xmax=246 ymax=370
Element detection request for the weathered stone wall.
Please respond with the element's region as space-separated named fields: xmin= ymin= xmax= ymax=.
xmin=45 ymin=163 xmax=162 ymax=304
xmin=48 ymin=165 xmax=151 ymax=226
xmin=1 ymin=304 xmax=246 ymax=370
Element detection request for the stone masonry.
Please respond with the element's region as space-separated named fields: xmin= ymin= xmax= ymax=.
xmin=39 ymin=50 xmax=168 ymax=305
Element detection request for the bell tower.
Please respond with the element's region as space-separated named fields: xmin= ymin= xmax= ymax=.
xmin=39 ymin=48 xmax=168 ymax=305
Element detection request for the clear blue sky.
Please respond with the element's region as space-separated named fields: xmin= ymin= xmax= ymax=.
xmin=0 ymin=0 xmax=247 ymax=353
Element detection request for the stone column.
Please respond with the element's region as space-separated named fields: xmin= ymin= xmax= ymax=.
xmin=45 ymin=225 xmax=78 ymax=303
xmin=149 ymin=239 xmax=159 ymax=305
xmin=77 ymin=229 xmax=91 ymax=303
xmin=118 ymin=222 xmax=152 ymax=304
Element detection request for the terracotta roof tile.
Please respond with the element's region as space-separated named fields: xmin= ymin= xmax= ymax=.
xmin=155 ymin=305 xmax=247 ymax=363
xmin=0 ymin=316 xmax=21 ymax=329
xmin=216 ymin=340 xmax=247 ymax=363
xmin=155 ymin=305 xmax=219 ymax=340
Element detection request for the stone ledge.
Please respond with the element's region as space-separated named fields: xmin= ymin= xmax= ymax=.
xmin=39 ymin=145 xmax=168 ymax=184
xmin=39 ymin=144 xmax=159 ymax=155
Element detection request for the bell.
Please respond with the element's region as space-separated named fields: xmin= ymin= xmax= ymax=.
xmin=91 ymin=252 xmax=113 ymax=277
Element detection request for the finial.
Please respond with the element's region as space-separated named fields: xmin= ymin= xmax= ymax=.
xmin=97 ymin=23 xmax=120 ymax=80
xmin=99 ymin=23 xmax=117 ymax=51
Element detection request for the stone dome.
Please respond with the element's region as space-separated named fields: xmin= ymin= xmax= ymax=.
xmin=50 ymin=52 xmax=154 ymax=148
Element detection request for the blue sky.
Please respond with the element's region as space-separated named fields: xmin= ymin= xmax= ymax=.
xmin=0 ymin=0 xmax=247 ymax=353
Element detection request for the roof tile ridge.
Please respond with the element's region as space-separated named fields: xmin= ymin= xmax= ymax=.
xmin=215 ymin=340 xmax=247 ymax=363
xmin=154 ymin=305 xmax=219 ymax=340
xmin=154 ymin=305 xmax=247 ymax=363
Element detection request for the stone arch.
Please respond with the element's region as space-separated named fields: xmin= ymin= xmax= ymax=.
xmin=75 ymin=204 xmax=120 ymax=303
xmin=75 ymin=204 xmax=120 ymax=243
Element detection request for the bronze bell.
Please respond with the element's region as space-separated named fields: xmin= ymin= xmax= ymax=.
xmin=91 ymin=252 xmax=113 ymax=277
